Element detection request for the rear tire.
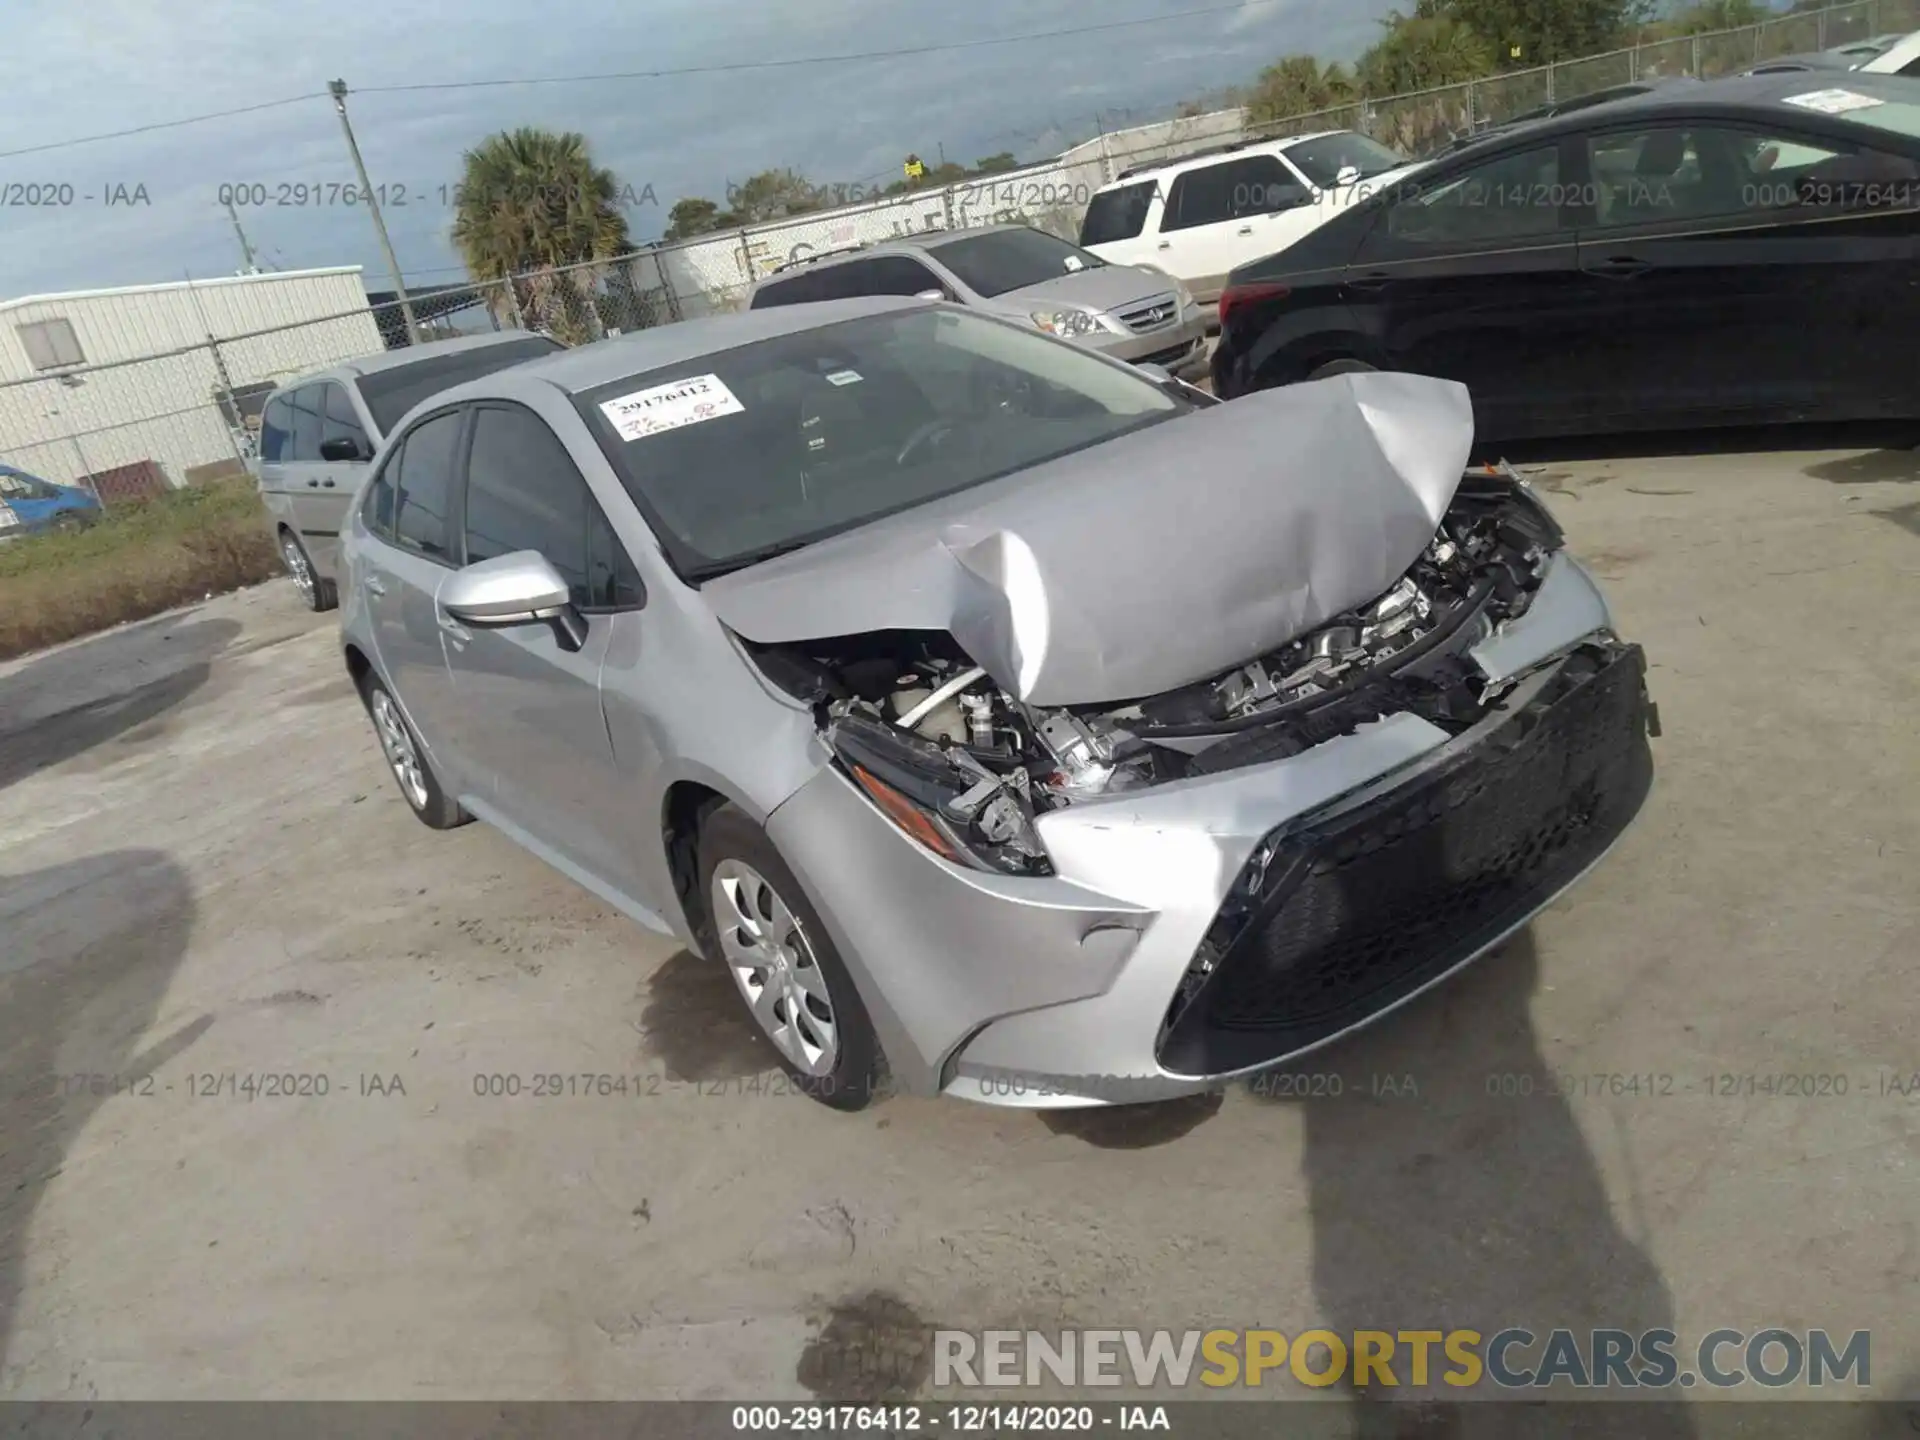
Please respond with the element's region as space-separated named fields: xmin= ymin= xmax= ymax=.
xmin=697 ymin=803 xmax=887 ymax=1111
xmin=280 ymin=529 xmax=338 ymax=612
xmin=1308 ymin=358 xmax=1378 ymax=381
xmin=358 ymin=673 xmax=468 ymax=830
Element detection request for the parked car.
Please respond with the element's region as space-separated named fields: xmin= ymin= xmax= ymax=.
xmin=1860 ymin=29 xmax=1920 ymax=76
xmin=256 ymin=331 xmax=562 ymax=610
xmin=337 ymin=297 xmax=1656 ymax=1110
xmin=748 ymin=225 xmax=1209 ymax=377
xmin=1077 ymin=131 xmax=1422 ymax=308
xmin=0 ymin=464 xmax=101 ymax=539
xmin=1743 ymin=33 xmax=1909 ymax=75
xmin=1211 ymin=71 xmax=1920 ymax=441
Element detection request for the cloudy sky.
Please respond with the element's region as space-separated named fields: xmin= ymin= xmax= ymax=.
xmin=0 ymin=0 xmax=1403 ymax=299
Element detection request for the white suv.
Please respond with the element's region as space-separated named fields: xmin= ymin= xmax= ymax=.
xmin=1078 ymin=131 xmax=1420 ymax=311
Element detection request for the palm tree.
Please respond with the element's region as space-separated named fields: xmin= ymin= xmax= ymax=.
xmin=452 ymin=127 xmax=631 ymax=344
xmin=1244 ymin=56 xmax=1360 ymax=126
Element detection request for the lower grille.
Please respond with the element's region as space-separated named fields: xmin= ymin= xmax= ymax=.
xmin=1157 ymin=643 xmax=1654 ymax=1077
xmin=1115 ymin=293 xmax=1180 ymax=333
xmin=1137 ymin=341 xmax=1200 ymax=368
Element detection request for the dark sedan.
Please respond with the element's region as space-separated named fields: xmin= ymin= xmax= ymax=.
xmin=1211 ymin=72 xmax=1920 ymax=441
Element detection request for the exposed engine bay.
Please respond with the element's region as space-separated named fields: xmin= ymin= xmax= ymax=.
xmin=746 ymin=467 xmax=1570 ymax=877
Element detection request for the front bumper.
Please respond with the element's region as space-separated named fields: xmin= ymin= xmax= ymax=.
xmin=766 ymin=557 xmax=1651 ymax=1108
xmin=1086 ymin=308 xmax=1210 ymax=371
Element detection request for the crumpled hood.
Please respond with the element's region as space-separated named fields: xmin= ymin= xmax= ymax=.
xmin=703 ymin=370 xmax=1475 ymax=707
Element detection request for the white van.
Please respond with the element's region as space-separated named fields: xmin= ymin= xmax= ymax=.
xmin=1078 ymin=131 xmax=1421 ymax=311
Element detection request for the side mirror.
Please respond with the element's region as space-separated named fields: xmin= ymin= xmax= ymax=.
xmin=319 ymin=435 xmax=368 ymax=463
xmin=915 ymin=288 xmax=947 ymax=301
xmin=440 ymin=551 xmax=588 ymax=650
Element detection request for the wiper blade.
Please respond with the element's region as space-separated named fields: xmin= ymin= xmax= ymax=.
xmin=686 ymin=538 xmax=811 ymax=581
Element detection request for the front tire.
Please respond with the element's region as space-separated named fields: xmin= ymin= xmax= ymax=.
xmin=280 ymin=529 xmax=338 ymax=612
xmin=697 ymin=804 xmax=886 ymax=1111
xmin=359 ymin=674 xmax=468 ymax=829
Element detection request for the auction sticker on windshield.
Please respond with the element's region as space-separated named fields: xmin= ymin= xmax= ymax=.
xmin=1781 ymin=89 xmax=1885 ymax=116
xmin=599 ymin=374 xmax=743 ymax=441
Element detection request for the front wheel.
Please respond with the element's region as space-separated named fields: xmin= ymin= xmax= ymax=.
xmin=698 ymin=804 xmax=887 ymax=1111
xmin=280 ymin=530 xmax=338 ymax=612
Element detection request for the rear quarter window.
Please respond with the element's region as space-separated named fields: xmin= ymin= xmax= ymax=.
xmin=1080 ymin=181 xmax=1157 ymax=244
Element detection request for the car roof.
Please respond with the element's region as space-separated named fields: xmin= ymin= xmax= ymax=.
xmin=752 ymin=223 xmax=1039 ymax=284
xmin=1438 ymin=69 xmax=1920 ymax=160
xmin=427 ymin=296 xmax=929 ymax=402
xmin=1098 ymin=130 xmax=1348 ymax=189
xmin=271 ymin=329 xmax=554 ymax=394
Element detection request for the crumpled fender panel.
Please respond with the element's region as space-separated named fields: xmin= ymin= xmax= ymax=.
xmin=701 ymin=371 xmax=1475 ymax=707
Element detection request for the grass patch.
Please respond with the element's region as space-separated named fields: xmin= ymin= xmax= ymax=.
xmin=0 ymin=479 xmax=283 ymax=661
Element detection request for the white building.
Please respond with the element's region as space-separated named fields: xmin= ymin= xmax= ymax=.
xmin=0 ymin=266 xmax=385 ymax=493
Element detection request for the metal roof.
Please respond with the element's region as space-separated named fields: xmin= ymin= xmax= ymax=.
xmin=0 ymin=266 xmax=366 ymax=315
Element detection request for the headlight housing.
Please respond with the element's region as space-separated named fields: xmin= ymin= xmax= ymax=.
xmin=1031 ymin=308 xmax=1100 ymax=339
xmin=826 ymin=714 xmax=1051 ymax=876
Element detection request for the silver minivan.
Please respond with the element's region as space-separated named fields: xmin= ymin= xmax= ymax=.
xmin=257 ymin=331 xmax=562 ymax=609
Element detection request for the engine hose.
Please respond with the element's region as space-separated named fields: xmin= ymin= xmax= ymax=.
xmin=1121 ymin=575 xmax=1498 ymax=745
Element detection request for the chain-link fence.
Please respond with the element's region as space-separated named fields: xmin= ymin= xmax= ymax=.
xmin=2 ymin=0 xmax=1911 ymax=514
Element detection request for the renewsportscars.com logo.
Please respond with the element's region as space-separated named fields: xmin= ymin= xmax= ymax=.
xmin=934 ymin=1328 xmax=1872 ymax=1392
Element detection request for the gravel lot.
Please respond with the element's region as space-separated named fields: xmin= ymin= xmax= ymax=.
xmin=1 ymin=433 xmax=1916 ymax=1411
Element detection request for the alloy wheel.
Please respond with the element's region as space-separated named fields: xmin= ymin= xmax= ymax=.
xmin=281 ymin=534 xmax=316 ymax=607
xmin=369 ymin=688 xmax=430 ymax=812
xmin=710 ymin=859 xmax=838 ymax=1076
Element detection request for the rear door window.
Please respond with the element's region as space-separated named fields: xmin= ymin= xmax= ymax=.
xmin=750 ymin=270 xmax=824 ymax=308
xmin=1162 ymin=156 xmax=1302 ymax=231
xmin=286 ymin=386 xmax=325 ymax=461
xmin=260 ymin=394 xmax=293 ymax=463
xmin=1378 ymin=143 xmax=1565 ymax=248
xmin=389 ymin=410 xmax=465 ymax=562
xmin=864 ymin=256 xmax=944 ymax=296
xmin=1080 ymin=180 xmax=1158 ymax=244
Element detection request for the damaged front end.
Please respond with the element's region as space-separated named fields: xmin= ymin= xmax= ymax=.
xmin=746 ymin=464 xmax=1628 ymax=882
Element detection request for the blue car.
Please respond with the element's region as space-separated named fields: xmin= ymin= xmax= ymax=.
xmin=0 ymin=463 xmax=102 ymax=539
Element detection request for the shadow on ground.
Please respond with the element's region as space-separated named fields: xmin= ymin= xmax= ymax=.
xmin=1475 ymin=420 xmax=1919 ymax=468
xmin=635 ymin=948 xmax=778 ymax=1084
xmin=1258 ymin=929 xmax=1697 ymax=1438
xmin=0 ymin=614 xmax=239 ymax=792
xmin=0 ymin=850 xmax=201 ymax=1383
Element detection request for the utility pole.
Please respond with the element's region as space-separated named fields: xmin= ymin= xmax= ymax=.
xmin=225 ymin=199 xmax=261 ymax=274
xmin=328 ymin=79 xmax=420 ymax=345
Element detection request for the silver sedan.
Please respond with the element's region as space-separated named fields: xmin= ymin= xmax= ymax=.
xmin=336 ymin=297 xmax=1657 ymax=1110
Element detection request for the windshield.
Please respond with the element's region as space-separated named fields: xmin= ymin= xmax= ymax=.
xmin=924 ymin=228 xmax=1107 ymax=297
xmin=356 ymin=336 xmax=563 ymax=435
xmin=578 ymin=308 xmax=1185 ymax=579
xmin=1283 ymin=132 xmax=1409 ymax=186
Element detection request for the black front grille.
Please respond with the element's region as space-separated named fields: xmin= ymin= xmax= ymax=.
xmin=1138 ymin=341 xmax=1200 ymax=368
xmin=1157 ymin=644 xmax=1654 ymax=1077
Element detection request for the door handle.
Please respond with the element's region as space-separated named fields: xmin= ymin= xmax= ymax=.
xmin=321 ymin=478 xmax=335 ymax=488
xmin=364 ymin=575 xmax=386 ymax=597
xmin=1586 ymin=255 xmax=1651 ymax=279
xmin=1237 ymin=225 xmax=1255 ymax=235
xmin=1347 ymin=272 xmax=1393 ymax=293
xmin=1157 ymin=241 xmax=1171 ymax=250
xmin=306 ymin=479 xmax=320 ymax=488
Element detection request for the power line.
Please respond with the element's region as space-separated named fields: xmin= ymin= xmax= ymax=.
xmin=0 ymin=92 xmax=327 ymax=160
xmin=350 ymin=0 xmax=1288 ymax=95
